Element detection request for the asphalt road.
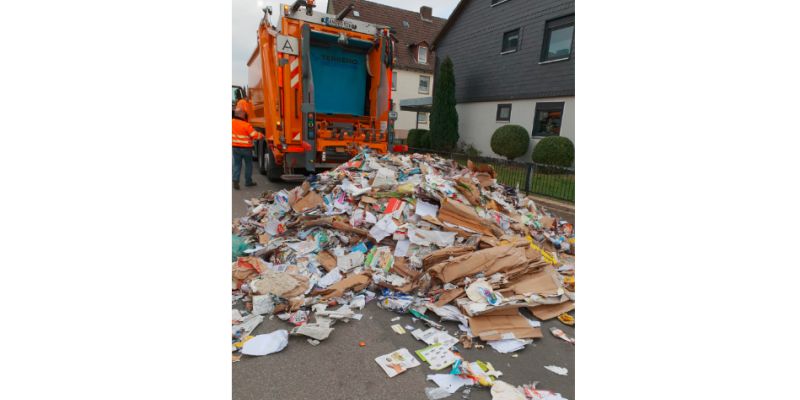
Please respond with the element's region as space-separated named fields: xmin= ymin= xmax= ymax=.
xmin=232 ymin=166 xmax=575 ymax=400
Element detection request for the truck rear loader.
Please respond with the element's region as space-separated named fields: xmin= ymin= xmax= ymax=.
xmin=246 ymin=1 xmax=398 ymax=181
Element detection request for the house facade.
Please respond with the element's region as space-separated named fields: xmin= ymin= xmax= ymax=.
xmin=433 ymin=0 xmax=575 ymax=160
xmin=327 ymin=0 xmax=446 ymax=140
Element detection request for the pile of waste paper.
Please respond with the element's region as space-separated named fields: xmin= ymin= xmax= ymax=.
xmin=232 ymin=150 xmax=575 ymax=399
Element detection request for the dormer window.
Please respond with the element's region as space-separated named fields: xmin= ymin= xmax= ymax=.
xmin=353 ymin=10 xmax=360 ymax=17
xmin=418 ymin=46 xmax=428 ymax=64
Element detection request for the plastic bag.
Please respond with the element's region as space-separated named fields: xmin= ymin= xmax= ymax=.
xmin=232 ymin=235 xmax=249 ymax=261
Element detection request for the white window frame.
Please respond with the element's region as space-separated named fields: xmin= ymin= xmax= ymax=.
xmin=418 ymin=46 xmax=428 ymax=64
xmin=418 ymin=75 xmax=431 ymax=94
xmin=417 ymin=112 xmax=428 ymax=124
xmin=501 ymin=28 xmax=521 ymax=54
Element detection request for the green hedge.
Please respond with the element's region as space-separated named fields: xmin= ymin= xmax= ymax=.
xmin=490 ymin=125 xmax=530 ymax=160
xmin=407 ymin=129 xmax=430 ymax=149
xmin=532 ymin=136 xmax=574 ymax=167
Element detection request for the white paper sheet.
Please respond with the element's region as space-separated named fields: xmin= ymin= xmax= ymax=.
xmin=252 ymin=295 xmax=275 ymax=315
xmin=394 ymin=239 xmax=411 ymax=257
xmin=426 ymin=374 xmax=473 ymax=394
xmin=317 ymin=268 xmax=342 ymax=288
xmin=374 ymin=348 xmax=420 ymax=377
xmin=544 ymin=365 xmax=569 ymax=376
xmin=418 ymin=344 xmax=457 ymax=370
xmin=408 ymin=226 xmax=456 ymax=247
xmin=412 ymin=328 xmax=458 ymax=348
xmin=241 ymin=330 xmax=288 ymax=356
xmin=487 ymin=338 xmax=532 ymax=353
xmin=369 ymin=215 xmax=398 ymax=242
xmin=232 ymin=314 xmax=264 ymax=338
xmin=414 ymin=200 xmax=439 ymax=218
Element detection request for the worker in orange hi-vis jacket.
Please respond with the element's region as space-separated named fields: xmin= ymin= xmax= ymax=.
xmin=235 ymin=97 xmax=254 ymax=120
xmin=232 ymin=107 xmax=264 ymax=190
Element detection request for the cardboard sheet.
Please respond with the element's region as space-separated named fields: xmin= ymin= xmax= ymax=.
xmin=438 ymin=198 xmax=498 ymax=237
xmin=434 ymin=287 xmax=465 ymax=307
xmin=249 ymin=269 xmax=309 ymax=298
xmin=428 ymin=245 xmax=528 ymax=283
xmin=529 ymin=300 xmax=575 ymax=320
xmin=467 ymin=159 xmax=496 ymax=177
xmin=319 ymin=273 xmax=371 ymax=300
xmin=292 ymin=191 xmax=324 ymax=213
xmin=507 ymin=265 xmax=562 ymax=296
xmin=422 ymin=247 xmax=473 ymax=268
xmin=455 ymin=177 xmax=481 ymax=206
xmin=468 ymin=308 xmax=543 ymax=341
xmin=316 ymin=250 xmax=337 ymax=272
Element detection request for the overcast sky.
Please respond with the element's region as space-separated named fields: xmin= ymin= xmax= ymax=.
xmin=232 ymin=0 xmax=459 ymax=86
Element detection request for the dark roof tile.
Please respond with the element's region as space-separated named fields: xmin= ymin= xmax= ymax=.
xmin=329 ymin=0 xmax=447 ymax=73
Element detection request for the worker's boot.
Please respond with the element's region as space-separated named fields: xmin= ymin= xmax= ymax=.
xmin=245 ymin=181 xmax=257 ymax=187
xmin=233 ymin=181 xmax=240 ymax=190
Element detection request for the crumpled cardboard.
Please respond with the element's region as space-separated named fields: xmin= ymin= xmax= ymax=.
xmin=434 ymin=287 xmax=465 ymax=307
xmin=438 ymin=198 xmax=500 ymax=237
xmin=232 ymin=257 xmax=266 ymax=288
xmin=316 ymin=250 xmax=337 ymax=272
xmin=428 ymin=245 xmax=528 ymax=283
xmin=291 ymin=319 xmax=334 ymax=340
xmin=318 ymin=273 xmax=371 ymax=300
xmin=529 ymin=300 xmax=575 ymax=320
xmin=467 ymin=160 xmax=496 ymax=177
xmin=250 ymin=269 xmax=309 ymax=298
xmin=468 ymin=308 xmax=542 ymax=341
xmin=292 ymin=190 xmax=324 ymax=213
xmin=422 ymin=247 xmax=474 ymax=268
xmin=506 ymin=265 xmax=563 ymax=296
xmin=455 ymin=177 xmax=481 ymax=206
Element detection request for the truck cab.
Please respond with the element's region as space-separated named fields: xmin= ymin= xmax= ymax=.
xmin=232 ymin=85 xmax=245 ymax=113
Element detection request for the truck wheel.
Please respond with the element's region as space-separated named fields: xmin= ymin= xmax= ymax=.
xmin=265 ymin=149 xmax=282 ymax=182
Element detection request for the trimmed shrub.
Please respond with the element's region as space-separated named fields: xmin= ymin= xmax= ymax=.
xmin=490 ymin=125 xmax=530 ymax=160
xmin=407 ymin=129 xmax=430 ymax=149
xmin=532 ymin=136 xmax=574 ymax=167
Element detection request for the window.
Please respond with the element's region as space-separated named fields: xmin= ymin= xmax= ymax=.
xmin=496 ymin=104 xmax=512 ymax=122
xmin=353 ymin=10 xmax=360 ymax=17
xmin=402 ymin=20 xmax=409 ymax=28
xmin=532 ymin=102 xmax=564 ymax=137
xmin=418 ymin=46 xmax=428 ymax=64
xmin=392 ymin=71 xmax=397 ymax=91
xmin=541 ymin=15 xmax=574 ymax=62
xmin=418 ymin=75 xmax=430 ymax=94
xmin=501 ymin=29 xmax=520 ymax=53
xmin=417 ymin=112 xmax=428 ymax=124
xmin=491 ymin=0 xmax=511 ymax=6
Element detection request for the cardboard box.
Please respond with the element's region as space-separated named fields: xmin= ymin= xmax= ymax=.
xmin=468 ymin=308 xmax=542 ymax=341
xmin=529 ymin=301 xmax=575 ymax=320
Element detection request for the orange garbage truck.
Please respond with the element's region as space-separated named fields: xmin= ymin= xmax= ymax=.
xmin=246 ymin=1 xmax=398 ymax=181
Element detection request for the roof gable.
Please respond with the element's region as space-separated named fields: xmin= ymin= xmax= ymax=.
xmin=329 ymin=0 xmax=446 ymax=72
